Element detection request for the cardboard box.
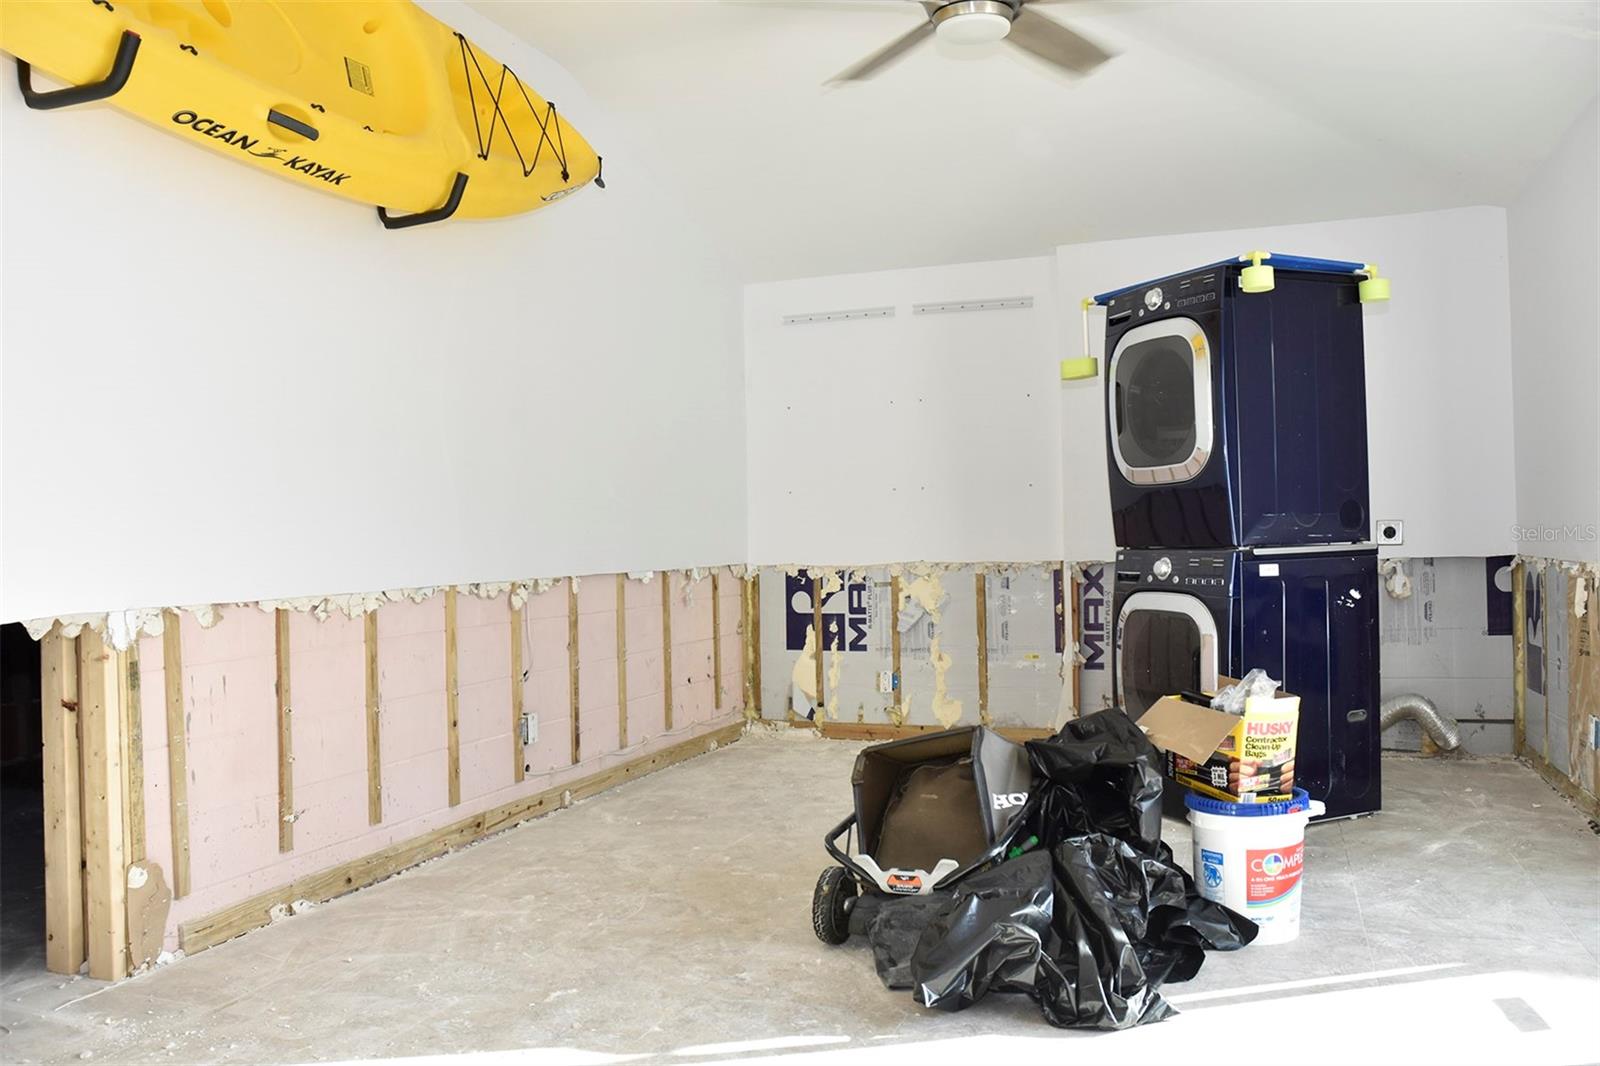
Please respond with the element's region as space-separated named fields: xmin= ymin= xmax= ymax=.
xmin=1135 ymin=677 xmax=1300 ymax=803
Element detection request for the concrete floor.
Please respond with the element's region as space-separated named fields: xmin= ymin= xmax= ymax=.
xmin=2 ymin=728 xmax=1597 ymax=1065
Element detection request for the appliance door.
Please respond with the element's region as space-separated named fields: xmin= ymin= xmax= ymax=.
xmin=1108 ymin=317 xmax=1215 ymax=485
xmin=1115 ymin=591 xmax=1220 ymax=716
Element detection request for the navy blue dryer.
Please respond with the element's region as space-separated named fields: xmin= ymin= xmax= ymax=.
xmin=1098 ymin=255 xmax=1372 ymax=549
xmin=1112 ymin=545 xmax=1381 ymax=820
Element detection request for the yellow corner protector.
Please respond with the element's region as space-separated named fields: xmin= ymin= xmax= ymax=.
xmin=1060 ymin=357 xmax=1099 ymax=381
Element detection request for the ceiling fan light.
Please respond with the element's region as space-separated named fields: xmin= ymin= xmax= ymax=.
xmin=935 ymin=11 xmax=1013 ymax=46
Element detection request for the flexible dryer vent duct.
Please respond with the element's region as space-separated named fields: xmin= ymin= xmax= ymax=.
xmin=1379 ymin=694 xmax=1461 ymax=752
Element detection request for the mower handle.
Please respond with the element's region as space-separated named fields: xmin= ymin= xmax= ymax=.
xmin=822 ymin=805 xmax=1036 ymax=892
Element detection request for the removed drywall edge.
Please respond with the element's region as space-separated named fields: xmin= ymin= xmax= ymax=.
xmin=18 ymin=564 xmax=750 ymax=650
xmin=177 ymin=719 xmax=747 ymax=957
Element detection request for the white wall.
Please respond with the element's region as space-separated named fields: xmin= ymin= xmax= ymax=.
xmin=744 ymin=209 xmax=1520 ymax=568
xmin=744 ymin=257 xmax=1063 ymax=565
xmin=0 ymin=1 xmax=746 ymax=622
xmin=1507 ymin=102 xmax=1599 ymax=565
xmin=1057 ymin=207 xmax=1518 ymax=562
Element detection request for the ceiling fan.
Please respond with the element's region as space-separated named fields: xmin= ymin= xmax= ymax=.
xmin=829 ymin=0 xmax=1115 ymax=83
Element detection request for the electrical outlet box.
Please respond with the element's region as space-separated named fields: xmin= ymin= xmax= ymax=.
xmin=519 ymin=712 xmax=536 ymax=746
xmin=1376 ymin=519 xmax=1404 ymax=545
xmin=877 ymin=671 xmax=893 ymax=695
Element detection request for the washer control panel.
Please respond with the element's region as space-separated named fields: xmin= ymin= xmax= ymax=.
xmin=1104 ymin=269 xmax=1223 ymax=330
xmin=1118 ymin=551 xmax=1231 ymax=588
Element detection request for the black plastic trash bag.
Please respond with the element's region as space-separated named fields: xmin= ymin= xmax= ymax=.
xmin=1025 ymin=706 xmax=1165 ymax=854
xmin=855 ymin=893 xmax=949 ymax=988
xmin=1036 ymin=831 xmax=1255 ymax=1028
xmin=905 ymin=852 xmax=1056 ymax=1009
xmin=859 ymin=710 xmax=1257 ymax=1030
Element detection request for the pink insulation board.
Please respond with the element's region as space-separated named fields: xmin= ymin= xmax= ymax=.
xmin=284 ymin=611 xmax=367 ymax=854
xmin=179 ymin=607 xmax=281 ymax=891
xmin=521 ymin=580 xmax=574 ymax=775
xmin=671 ymin=572 xmax=718 ymax=729
xmin=453 ymin=590 xmax=515 ymax=805
xmin=138 ymin=571 xmax=744 ymax=951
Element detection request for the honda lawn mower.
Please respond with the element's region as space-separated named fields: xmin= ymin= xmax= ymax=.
xmin=811 ymin=725 xmax=1035 ymax=944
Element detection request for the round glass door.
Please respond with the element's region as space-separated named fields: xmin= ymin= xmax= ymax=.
xmin=1108 ymin=318 xmax=1214 ymax=485
xmin=1115 ymin=591 xmax=1219 ymax=715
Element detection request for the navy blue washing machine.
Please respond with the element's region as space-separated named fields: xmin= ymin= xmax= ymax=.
xmin=1112 ymin=545 xmax=1381 ymax=819
xmin=1098 ymin=255 xmax=1372 ymax=550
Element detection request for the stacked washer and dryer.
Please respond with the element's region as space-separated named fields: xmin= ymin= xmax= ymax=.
xmin=1098 ymin=254 xmax=1384 ymax=819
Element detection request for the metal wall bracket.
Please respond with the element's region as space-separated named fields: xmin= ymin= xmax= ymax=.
xmin=912 ymin=296 xmax=1034 ymax=316
xmin=781 ymin=306 xmax=895 ymax=326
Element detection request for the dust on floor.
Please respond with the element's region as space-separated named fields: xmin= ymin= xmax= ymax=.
xmin=1 ymin=728 xmax=1596 ymax=1065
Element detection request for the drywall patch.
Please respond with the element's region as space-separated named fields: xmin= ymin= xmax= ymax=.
xmin=827 ymin=639 xmax=843 ymax=721
xmin=127 ymin=863 xmax=173 ymax=971
xmin=792 ymin=625 xmax=819 ymax=705
xmin=1380 ymin=559 xmax=1413 ymax=599
xmin=929 ymin=633 xmax=962 ymax=728
xmin=897 ymin=570 xmax=963 ymax=728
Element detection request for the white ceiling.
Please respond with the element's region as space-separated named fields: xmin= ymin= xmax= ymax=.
xmin=474 ymin=0 xmax=1599 ymax=281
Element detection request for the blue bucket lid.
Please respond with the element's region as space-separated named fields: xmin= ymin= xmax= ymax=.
xmin=1184 ymin=788 xmax=1311 ymax=817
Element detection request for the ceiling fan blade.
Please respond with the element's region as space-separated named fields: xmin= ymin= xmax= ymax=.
xmin=827 ymin=18 xmax=935 ymax=82
xmin=736 ymin=1 xmax=919 ymax=11
xmin=1006 ymin=6 xmax=1114 ymax=75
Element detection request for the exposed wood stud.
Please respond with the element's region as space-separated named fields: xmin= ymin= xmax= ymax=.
xmin=365 ymin=612 xmax=383 ymax=824
xmin=976 ymin=571 xmax=991 ymax=727
xmin=712 ymin=571 xmax=723 ymax=710
xmin=1542 ymin=567 xmax=1552 ymax=763
xmin=1066 ymin=564 xmax=1081 ymax=719
xmin=78 ymin=628 xmax=128 ymax=981
xmin=662 ymin=573 xmax=675 ymax=731
xmin=161 ymin=611 xmax=191 ymax=898
xmin=121 ymin=645 xmax=146 ymax=864
xmin=739 ymin=577 xmax=752 ymax=713
xmin=750 ymin=576 xmax=763 ymax=716
xmin=890 ymin=575 xmax=903 ymax=715
xmin=274 ymin=610 xmax=294 ymax=852
xmin=1512 ymin=560 xmax=1526 ymax=758
xmin=510 ymin=600 xmax=525 ymax=783
xmin=812 ymin=570 xmax=825 ymax=716
xmin=445 ymin=588 xmax=461 ymax=807
xmin=568 ymin=579 xmax=581 ymax=764
xmin=616 ymin=574 xmax=629 ymax=749
xmin=41 ymin=629 xmax=85 ymax=975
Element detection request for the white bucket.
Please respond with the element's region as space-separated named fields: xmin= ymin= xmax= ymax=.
xmin=1186 ymin=789 xmax=1325 ymax=945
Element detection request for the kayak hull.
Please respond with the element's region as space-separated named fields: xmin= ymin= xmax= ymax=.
xmin=1 ymin=0 xmax=600 ymax=220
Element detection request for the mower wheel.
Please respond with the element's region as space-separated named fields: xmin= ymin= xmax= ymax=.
xmin=811 ymin=866 xmax=856 ymax=945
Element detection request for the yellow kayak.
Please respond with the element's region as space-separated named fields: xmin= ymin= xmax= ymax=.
xmin=0 ymin=0 xmax=603 ymax=227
